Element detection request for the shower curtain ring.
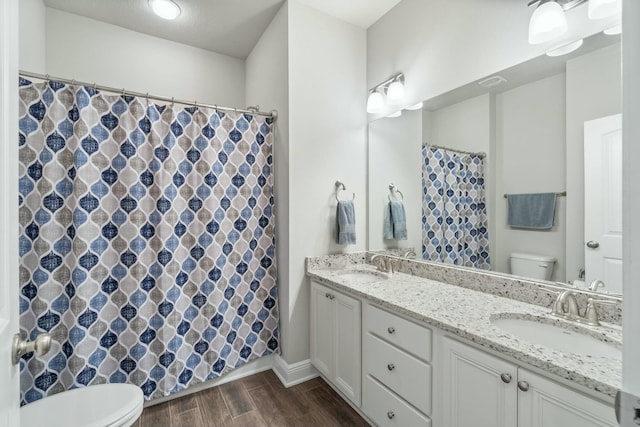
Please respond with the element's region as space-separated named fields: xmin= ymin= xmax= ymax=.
xmin=44 ymin=74 xmax=50 ymax=83
xmin=171 ymin=97 xmax=174 ymax=107
xmin=121 ymin=88 xmax=125 ymax=97
xmin=93 ymin=82 xmax=97 ymax=92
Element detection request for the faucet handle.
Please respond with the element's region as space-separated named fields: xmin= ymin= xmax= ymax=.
xmin=578 ymin=297 xmax=617 ymax=326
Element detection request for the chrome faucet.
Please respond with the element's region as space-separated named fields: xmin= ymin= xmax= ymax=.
xmin=551 ymin=290 xmax=580 ymax=320
xmin=370 ymin=255 xmax=396 ymax=274
xmin=588 ymin=279 xmax=605 ymax=292
xmin=402 ymin=249 xmax=416 ymax=259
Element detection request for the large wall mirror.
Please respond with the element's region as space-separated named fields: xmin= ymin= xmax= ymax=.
xmin=368 ymin=32 xmax=622 ymax=295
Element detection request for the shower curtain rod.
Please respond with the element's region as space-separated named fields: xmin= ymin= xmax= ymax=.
xmin=424 ymin=143 xmax=486 ymax=157
xmin=19 ymin=70 xmax=278 ymax=120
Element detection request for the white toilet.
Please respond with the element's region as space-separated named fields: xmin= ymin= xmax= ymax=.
xmin=509 ymin=252 xmax=557 ymax=280
xmin=21 ymin=384 xmax=144 ymax=427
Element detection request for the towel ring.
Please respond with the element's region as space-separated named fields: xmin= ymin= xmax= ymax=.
xmin=335 ymin=181 xmax=355 ymax=203
xmin=388 ymin=183 xmax=404 ymax=201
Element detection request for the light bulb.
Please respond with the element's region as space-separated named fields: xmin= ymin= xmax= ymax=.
xmin=149 ymin=0 xmax=181 ymax=20
xmin=589 ymin=0 xmax=621 ymax=20
xmin=546 ymin=39 xmax=583 ymax=57
xmin=387 ymin=110 xmax=402 ymax=118
xmin=386 ymin=81 xmax=405 ymax=104
xmin=406 ymin=102 xmax=424 ymax=111
xmin=366 ymin=91 xmax=385 ymax=114
xmin=528 ymin=1 xmax=568 ymax=45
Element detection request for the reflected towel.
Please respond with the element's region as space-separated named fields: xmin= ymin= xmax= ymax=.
xmin=384 ymin=200 xmax=408 ymax=240
xmin=336 ymin=200 xmax=356 ymax=245
xmin=507 ymin=193 xmax=557 ymax=229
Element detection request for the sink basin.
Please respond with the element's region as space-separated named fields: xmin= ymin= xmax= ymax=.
xmin=336 ymin=269 xmax=389 ymax=283
xmin=491 ymin=315 xmax=621 ymax=359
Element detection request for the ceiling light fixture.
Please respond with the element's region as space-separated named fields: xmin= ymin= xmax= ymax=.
xmin=588 ymin=0 xmax=621 ymax=20
xmin=366 ymin=73 xmax=405 ymax=114
xmin=528 ymin=0 xmax=568 ymax=45
xmin=546 ymin=38 xmax=584 ymax=56
xmin=149 ymin=0 xmax=181 ymax=20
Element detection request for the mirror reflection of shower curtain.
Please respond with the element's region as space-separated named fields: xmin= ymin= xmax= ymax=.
xmin=422 ymin=146 xmax=490 ymax=269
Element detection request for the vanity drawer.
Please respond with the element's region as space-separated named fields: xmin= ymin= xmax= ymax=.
xmin=366 ymin=304 xmax=432 ymax=362
xmin=364 ymin=376 xmax=431 ymax=427
xmin=365 ymin=333 xmax=432 ymax=415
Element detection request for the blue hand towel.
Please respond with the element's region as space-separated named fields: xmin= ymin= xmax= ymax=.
xmin=384 ymin=200 xmax=408 ymax=240
xmin=336 ymin=200 xmax=356 ymax=245
xmin=507 ymin=193 xmax=557 ymax=229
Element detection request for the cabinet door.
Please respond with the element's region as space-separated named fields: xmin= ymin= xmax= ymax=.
xmin=517 ymin=369 xmax=617 ymax=427
xmin=441 ymin=337 xmax=518 ymax=427
xmin=310 ymin=282 xmax=334 ymax=378
xmin=334 ymin=290 xmax=361 ymax=406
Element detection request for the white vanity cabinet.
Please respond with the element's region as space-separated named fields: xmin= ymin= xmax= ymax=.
xmin=309 ymin=281 xmax=361 ymax=406
xmin=441 ymin=337 xmax=617 ymax=427
xmin=363 ymin=304 xmax=433 ymax=427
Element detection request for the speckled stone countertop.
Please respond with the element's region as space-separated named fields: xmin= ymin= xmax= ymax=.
xmin=306 ymin=261 xmax=622 ymax=401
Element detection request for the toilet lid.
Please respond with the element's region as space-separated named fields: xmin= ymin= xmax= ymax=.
xmin=21 ymin=384 xmax=144 ymax=427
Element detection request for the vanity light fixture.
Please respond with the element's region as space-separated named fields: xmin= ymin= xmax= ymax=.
xmin=149 ymin=0 xmax=181 ymax=20
xmin=528 ymin=0 xmax=568 ymax=45
xmin=588 ymin=0 xmax=621 ymax=20
xmin=406 ymin=101 xmax=424 ymax=111
xmin=366 ymin=73 xmax=405 ymax=114
xmin=387 ymin=110 xmax=402 ymax=118
xmin=546 ymin=38 xmax=584 ymax=56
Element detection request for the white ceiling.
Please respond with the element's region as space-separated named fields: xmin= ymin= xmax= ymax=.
xmin=42 ymin=0 xmax=401 ymax=59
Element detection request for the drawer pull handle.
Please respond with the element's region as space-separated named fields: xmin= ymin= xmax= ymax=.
xmin=500 ymin=373 xmax=512 ymax=384
xmin=387 ymin=363 xmax=395 ymax=371
xmin=518 ymin=381 xmax=530 ymax=392
xmin=387 ymin=411 xmax=395 ymax=419
xmin=387 ymin=327 xmax=396 ymax=334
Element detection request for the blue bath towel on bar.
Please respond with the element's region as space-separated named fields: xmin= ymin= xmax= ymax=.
xmin=384 ymin=200 xmax=408 ymax=240
xmin=507 ymin=193 xmax=557 ymax=229
xmin=336 ymin=200 xmax=356 ymax=245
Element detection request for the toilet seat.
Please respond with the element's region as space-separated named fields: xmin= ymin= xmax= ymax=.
xmin=21 ymin=384 xmax=144 ymax=427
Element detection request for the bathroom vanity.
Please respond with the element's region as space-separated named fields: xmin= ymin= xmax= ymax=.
xmin=306 ymin=254 xmax=620 ymax=426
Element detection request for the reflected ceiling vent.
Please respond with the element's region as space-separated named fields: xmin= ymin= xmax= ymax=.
xmin=478 ymin=75 xmax=507 ymax=89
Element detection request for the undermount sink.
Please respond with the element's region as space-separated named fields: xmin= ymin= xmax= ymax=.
xmin=491 ymin=314 xmax=621 ymax=359
xmin=336 ymin=269 xmax=390 ymax=283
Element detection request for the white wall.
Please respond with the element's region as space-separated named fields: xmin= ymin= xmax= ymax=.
xmin=44 ymin=8 xmax=245 ymax=106
xmin=495 ymin=74 xmax=567 ymax=282
xmin=367 ymin=0 xmax=619 ymax=112
xmin=287 ymin=1 xmax=367 ymax=364
xmin=245 ymin=3 xmax=291 ymax=365
xmin=368 ymin=110 xmax=422 ymax=252
xmin=19 ymin=0 xmax=46 ymax=73
xmin=565 ymin=44 xmax=621 ymax=282
xmin=622 ymin=0 xmax=640 ymax=397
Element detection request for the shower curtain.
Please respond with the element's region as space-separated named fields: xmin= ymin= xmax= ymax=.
xmin=422 ymin=146 xmax=490 ymax=269
xmin=18 ymin=78 xmax=279 ymax=404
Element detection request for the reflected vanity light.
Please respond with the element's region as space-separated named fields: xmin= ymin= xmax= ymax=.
xmin=546 ymin=39 xmax=584 ymax=56
xmin=367 ymin=73 xmax=405 ymax=114
xmin=604 ymin=24 xmax=622 ymax=35
xmin=387 ymin=110 xmax=402 ymax=118
xmin=149 ymin=0 xmax=181 ymax=20
xmin=589 ymin=0 xmax=621 ymax=20
xmin=406 ymin=101 xmax=424 ymax=111
xmin=528 ymin=0 xmax=568 ymax=45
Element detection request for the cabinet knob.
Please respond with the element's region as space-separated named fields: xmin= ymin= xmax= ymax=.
xmin=387 ymin=411 xmax=395 ymax=419
xmin=500 ymin=373 xmax=512 ymax=384
xmin=387 ymin=327 xmax=396 ymax=334
xmin=387 ymin=363 xmax=395 ymax=371
xmin=518 ymin=381 xmax=530 ymax=392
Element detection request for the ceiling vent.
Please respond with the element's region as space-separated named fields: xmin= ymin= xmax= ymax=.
xmin=478 ymin=75 xmax=507 ymax=89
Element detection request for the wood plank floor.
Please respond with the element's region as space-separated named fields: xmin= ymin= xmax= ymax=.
xmin=134 ymin=370 xmax=370 ymax=427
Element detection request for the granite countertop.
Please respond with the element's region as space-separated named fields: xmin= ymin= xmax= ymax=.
xmin=307 ymin=263 xmax=622 ymax=400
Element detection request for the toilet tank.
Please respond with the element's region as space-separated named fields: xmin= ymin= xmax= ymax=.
xmin=509 ymin=252 xmax=556 ymax=280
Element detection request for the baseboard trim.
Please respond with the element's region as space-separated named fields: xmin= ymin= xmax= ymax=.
xmin=144 ymin=354 xmax=275 ymax=407
xmin=272 ymin=354 xmax=319 ymax=388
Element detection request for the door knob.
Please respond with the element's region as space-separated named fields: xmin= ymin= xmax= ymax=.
xmin=518 ymin=380 xmax=530 ymax=392
xmin=500 ymin=373 xmax=512 ymax=384
xmin=12 ymin=333 xmax=51 ymax=365
xmin=586 ymin=241 xmax=600 ymax=249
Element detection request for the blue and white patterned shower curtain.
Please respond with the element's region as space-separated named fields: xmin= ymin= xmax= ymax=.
xmin=422 ymin=146 xmax=490 ymax=269
xmin=18 ymin=78 xmax=279 ymax=404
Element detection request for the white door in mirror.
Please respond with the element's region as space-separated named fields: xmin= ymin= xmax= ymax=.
xmin=584 ymin=114 xmax=623 ymax=294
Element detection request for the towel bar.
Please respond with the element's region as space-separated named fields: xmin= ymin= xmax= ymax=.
xmin=388 ymin=183 xmax=404 ymax=201
xmin=503 ymin=191 xmax=566 ymax=198
xmin=335 ymin=180 xmax=355 ymax=202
